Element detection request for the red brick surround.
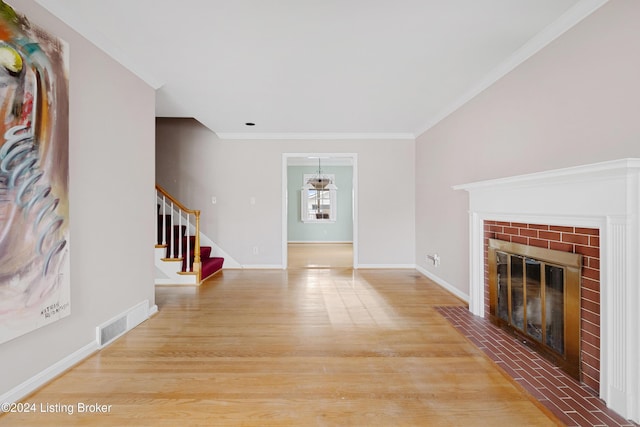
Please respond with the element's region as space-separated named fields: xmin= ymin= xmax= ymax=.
xmin=483 ymin=220 xmax=600 ymax=392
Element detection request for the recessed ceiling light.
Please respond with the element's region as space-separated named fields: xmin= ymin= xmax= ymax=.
xmin=245 ymin=122 xmax=255 ymax=126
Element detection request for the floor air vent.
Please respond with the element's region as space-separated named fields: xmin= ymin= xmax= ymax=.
xmin=96 ymin=300 xmax=149 ymax=348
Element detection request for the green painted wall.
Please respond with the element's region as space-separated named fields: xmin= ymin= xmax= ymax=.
xmin=287 ymin=166 xmax=353 ymax=242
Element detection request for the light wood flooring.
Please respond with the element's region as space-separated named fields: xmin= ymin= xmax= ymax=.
xmin=1 ymin=269 xmax=560 ymax=426
xmin=287 ymin=243 xmax=353 ymax=269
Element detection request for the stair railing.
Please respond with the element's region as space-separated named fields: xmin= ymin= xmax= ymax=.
xmin=155 ymin=184 xmax=201 ymax=282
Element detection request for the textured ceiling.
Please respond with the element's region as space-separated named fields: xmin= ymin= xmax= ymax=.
xmin=35 ymin=0 xmax=606 ymax=139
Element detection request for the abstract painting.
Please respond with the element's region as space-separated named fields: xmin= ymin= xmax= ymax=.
xmin=0 ymin=1 xmax=69 ymax=344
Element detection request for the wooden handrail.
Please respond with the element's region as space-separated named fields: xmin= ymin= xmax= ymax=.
xmin=155 ymin=184 xmax=201 ymax=283
xmin=155 ymin=184 xmax=199 ymax=215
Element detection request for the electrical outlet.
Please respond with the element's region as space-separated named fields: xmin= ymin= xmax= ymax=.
xmin=211 ymin=196 xmax=217 ymax=204
xmin=427 ymin=253 xmax=441 ymax=267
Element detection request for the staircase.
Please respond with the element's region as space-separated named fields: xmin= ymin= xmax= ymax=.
xmin=155 ymin=184 xmax=223 ymax=285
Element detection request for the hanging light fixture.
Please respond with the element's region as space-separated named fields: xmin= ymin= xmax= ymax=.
xmin=302 ymin=158 xmax=338 ymax=190
xmin=302 ymin=157 xmax=338 ymax=220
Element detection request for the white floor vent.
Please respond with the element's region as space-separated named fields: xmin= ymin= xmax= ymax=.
xmin=96 ymin=300 xmax=150 ymax=348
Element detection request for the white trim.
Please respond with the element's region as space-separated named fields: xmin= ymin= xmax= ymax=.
xmin=155 ymin=277 xmax=198 ymax=285
xmin=0 ymin=341 xmax=99 ymax=405
xmin=453 ymin=158 xmax=640 ymax=192
xmin=414 ymin=0 xmax=609 ymax=137
xmin=241 ymin=264 xmax=284 ymax=269
xmin=356 ymin=264 xmax=415 ymax=269
xmin=416 ymin=265 xmax=470 ymax=303
xmin=34 ymin=1 xmax=164 ymax=89
xmin=288 ymin=241 xmax=353 ymax=244
xmin=148 ymin=305 xmax=159 ymax=317
xmin=468 ymin=212 xmax=485 ymax=316
xmin=217 ymin=132 xmax=415 ymax=141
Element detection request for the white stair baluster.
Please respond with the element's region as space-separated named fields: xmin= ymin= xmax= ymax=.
xmin=155 ymin=190 xmax=158 ymax=245
xmin=178 ymin=209 xmax=183 ymax=259
xmin=170 ymin=202 xmax=175 ymax=258
xmin=162 ymin=195 xmax=166 ymax=245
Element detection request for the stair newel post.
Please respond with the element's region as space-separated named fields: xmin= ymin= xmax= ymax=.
xmin=193 ymin=210 xmax=202 ymax=283
xmin=186 ymin=214 xmax=191 ymax=272
xmin=155 ymin=189 xmax=158 ymax=244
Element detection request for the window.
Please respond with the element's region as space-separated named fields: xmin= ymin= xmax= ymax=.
xmin=301 ymin=173 xmax=337 ymax=222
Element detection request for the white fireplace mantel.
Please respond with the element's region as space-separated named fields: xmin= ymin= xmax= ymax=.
xmin=454 ymin=158 xmax=640 ymax=423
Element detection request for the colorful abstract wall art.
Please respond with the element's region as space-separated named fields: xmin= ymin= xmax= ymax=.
xmin=0 ymin=1 xmax=70 ymax=344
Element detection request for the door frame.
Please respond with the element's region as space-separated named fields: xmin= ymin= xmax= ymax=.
xmin=282 ymin=153 xmax=358 ymax=269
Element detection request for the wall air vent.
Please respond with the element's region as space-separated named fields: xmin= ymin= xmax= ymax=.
xmin=98 ymin=316 xmax=126 ymax=347
xmin=96 ymin=300 xmax=150 ymax=348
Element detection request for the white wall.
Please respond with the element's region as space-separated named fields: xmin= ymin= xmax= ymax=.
xmin=415 ymin=0 xmax=640 ymax=297
xmin=156 ymin=119 xmax=415 ymax=267
xmin=1 ymin=0 xmax=156 ymax=396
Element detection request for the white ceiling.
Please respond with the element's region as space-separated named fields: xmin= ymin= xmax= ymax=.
xmin=35 ymin=0 xmax=606 ymax=139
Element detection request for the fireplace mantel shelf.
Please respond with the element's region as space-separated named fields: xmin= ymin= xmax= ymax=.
xmin=453 ymin=158 xmax=640 ymax=191
xmin=454 ymin=158 xmax=640 ymax=423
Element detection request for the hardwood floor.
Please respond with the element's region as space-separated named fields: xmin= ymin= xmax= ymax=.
xmin=1 ymin=269 xmax=560 ymax=426
xmin=287 ymin=243 xmax=353 ymax=269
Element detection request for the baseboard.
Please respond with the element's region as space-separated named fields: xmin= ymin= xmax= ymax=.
xmin=288 ymin=241 xmax=353 ymax=244
xmin=155 ymin=281 xmax=197 ymax=286
xmin=1 ymin=299 xmax=156 ymax=405
xmin=416 ymin=265 xmax=470 ymax=303
xmin=242 ymin=264 xmax=285 ymax=269
xmin=155 ymin=276 xmax=197 ymax=286
xmin=355 ymin=264 xmax=416 ymax=269
xmin=0 ymin=341 xmax=98 ymax=405
xmin=148 ymin=304 xmax=159 ymax=317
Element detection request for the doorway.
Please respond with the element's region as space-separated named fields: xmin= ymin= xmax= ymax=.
xmin=282 ymin=153 xmax=358 ymax=269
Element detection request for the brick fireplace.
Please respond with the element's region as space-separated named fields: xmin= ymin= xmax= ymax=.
xmin=454 ymin=158 xmax=640 ymax=423
xmin=483 ymin=220 xmax=600 ymax=392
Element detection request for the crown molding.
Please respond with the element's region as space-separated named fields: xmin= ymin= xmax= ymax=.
xmin=215 ymin=132 xmax=415 ymax=141
xmin=414 ymin=0 xmax=609 ymax=138
xmin=34 ymin=0 xmax=165 ymax=89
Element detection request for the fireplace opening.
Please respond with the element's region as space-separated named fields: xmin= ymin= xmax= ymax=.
xmin=488 ymin=238 xmax=582 ymax=380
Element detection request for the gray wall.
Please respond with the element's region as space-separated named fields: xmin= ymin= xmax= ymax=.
xmin=415 ymin=0 xmax=640 ymax=298
xmin=156 ymin=119 xmax=416 ymax=267
xmin=1 ymin=0 xmax=156 ymax=396
xmin=287 ymin=165 xmax=353 ymax=242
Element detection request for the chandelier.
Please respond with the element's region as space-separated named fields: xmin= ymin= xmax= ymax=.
xmin=302 ymin=158 xmax=338 ymax=191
